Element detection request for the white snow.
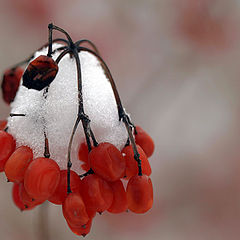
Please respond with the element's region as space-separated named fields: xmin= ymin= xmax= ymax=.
xmin=8 ymin=43 xmax=128 ymax=174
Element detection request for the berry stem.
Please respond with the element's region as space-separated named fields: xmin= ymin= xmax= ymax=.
xmin=43 ymin=130 xmax=50 ymax=158
xmin=67 ymin=114 xmax=80 ymax=193
xmin=122 ymin=115 xmax=142 ymax=176
xmin=79 ymin=168 xmax=94 ymax=178
xmin=77 ymin=46 xmax=142 ymax=175
xmin=47 ymin=24 xmax=53 ymax=57
xmin=55 ymin=49 xmax=71 ymax=64
xmin=10 ymin=113 xmax=26 ymax=117
xmin=72 ymin=49 xmax=94 ymax=151
xmin=47 ymin=26 xmax=69 ymax=57
xmin=39 ymin=38 xmax=69 ymax=51
xmin=48 ymin=24 xmax=75 ymax=50
xmin=66 ymin=48 xmax=95 ymax=193
xmin=90 ymin=129 xmax=98 ymax=147
xmin=42 ymin=87 xmax=51 ymax=158
xmin=48 ymin=25 xmax=99 ymax=194
xmin=134 ymin=126 xmax=137 ymax=135
xmin=125 ymin=138 xmax=130 ymax=147
xmin=75 ymin=39 xmax=101 ymax=56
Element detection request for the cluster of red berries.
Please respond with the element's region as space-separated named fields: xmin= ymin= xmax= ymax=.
xmin=0 ymin=24 xmax=155 ymax=237
xmin=0 ymin=126 xmax=154 ymax=236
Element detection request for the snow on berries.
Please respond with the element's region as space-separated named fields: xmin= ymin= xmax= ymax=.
xmin=0 ymin=23 xmax=155 ymax=237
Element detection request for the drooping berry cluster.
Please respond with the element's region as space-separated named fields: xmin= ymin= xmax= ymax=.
xmin=0 ymin=24 xmax=155 ymax=237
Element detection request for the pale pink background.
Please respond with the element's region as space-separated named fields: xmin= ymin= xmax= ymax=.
xmin=1 ymin=0 xmax=240 ymax=239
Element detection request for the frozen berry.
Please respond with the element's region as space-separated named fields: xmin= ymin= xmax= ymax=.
xmin=122 ymin=144 xmax=151 ymax=179
xmin=135 ymin=126 xmax=154 ymax=157
xmin=4 ymin=146 xmax=33 ymax=183
xmin=19 ymin=182 xmax=44 ymax=210
xmin=62 ymin=193 xmax=89 ymax=227
xmin=108 ymin=180 xmax=128 ymax=213
xmin=1 ymin=67 xmax=23 ymax=104
xmin=12 ymin=183 xmax=25 ymax=211
xmin=78 ymin=142 xmax=89 ymax=163
xmin=49 ymin=170 xmax=81 ymax=205
xmin=24 ymin=157 xmax=60 ymax=200
xmin=81 ymin=174 xmax=113 ymax=213
xmin=78 ymin=142 xmax=91 ymax=171
xmin=126 ymin=175 xmax=153 ymax=214
xmin=67 ymin=219 xmax=92 ymax=237
xmin=0 ymin=120 xmax=7 ymax=130
xmin=89 ymin=142 xmax=126 ymax=182
xmin=0 ymin=131 xmax=16 ymax=172
xmin=22 ymin=55 xmax=58 ymax=91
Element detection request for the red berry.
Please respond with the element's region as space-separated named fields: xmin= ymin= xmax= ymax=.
xmin=67 ymin=219 xmax=92 ymax=237
xmin=1 ymin=67 xmax=23 ymax=104
xmin=126 ymin=175 xmax=153 ymax=214
xmin=108 ymin=180 xmax=128 ymax=214
xmin=89 ymin=142 xmax=126 ymax=182
xmin=22 ymin=55 xmax=58 ymax=91
xmin=78 ymin=142 xmax=91 ymax=171
xmin=86 ymin=208 xmax=96 ymax=219
xmin=0 ymin=120 xmax=7 ymax=130
xmin=62 ymin=193 xmax=89 ymax=227
xmin=78 ymin=142 xmax=89 ymax=163
xmin=24 ymin=157 xmax=60 ymax=200
xmin=19 ymin=182 xmax=44 ymax=210
xmin=81 ymin=174 xmax=113 ymax=213
xmin=0 ymin=131 xmax=16 ymax=172
xmin=135 ymin=126 xmax=155 ymax=157
xmin=81 ymin=163 xmax=90 ymax=171
xmin=49 ymin=170 xmax=81 ymax=205
xmin=12 ymin=183 xmax=25 ymax=211
xmin=122 ymin=145 xmax=151 ymax=179
xmin=4 ymin=146 xmax=33 ymax=183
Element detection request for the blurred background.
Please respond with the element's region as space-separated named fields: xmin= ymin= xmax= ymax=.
xmin=1 ymin=0 xmax=240 ymax=239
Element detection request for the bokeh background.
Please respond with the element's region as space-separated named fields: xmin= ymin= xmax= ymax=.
xmin=1 ymin=0 xmax=240 ymax=239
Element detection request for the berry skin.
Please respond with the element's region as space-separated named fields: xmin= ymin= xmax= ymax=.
xmin=108 ymin=180 xmax=128 ymax=214
xmin=4 ymin=146 xmax=33 ymax=183
xmin=78 ymin=142 xmax=89 ymax=163
xmin=126 ymin=175 xmax=153 ymax=214
xmin=1 ymin=67 xmax=23 ymax=104
xmin=22 ymin=55 xmax=58 ymax=91
xmin=62 ymin=193 xmax=90 ymax=227
xmin=19 ymin=182 xmax=44 ymax=210
xmin=78 ymin=142 xmax=90 ymax=171
xmin=81 ymin=174 xmax=113 ymax=213
xmin=0 ymin=120 xmax=7 ymax=130
xmin=86 ymin=208 xmax=96 ymax=219
xmin=134 ymin=126 xmax=155 ymax=157
xmin=81 ymin=163 xmax=90 ymax=171
xmin=67 ymin=219 xmax=92 ymax=237
xmin=24 ymin=157 xmax=60 ymax=200
xmin=49 ymin=170 xmax=82 ymax=205
xmin=89 ymin=142 xmax=126 ymax=182
xmin=12 ymin=183 xmax=25 ymax=211
xmin=122 ymin=145 xmax=151 ymax=179
xmin=0 ymin=131 xmax=16 ymax=172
